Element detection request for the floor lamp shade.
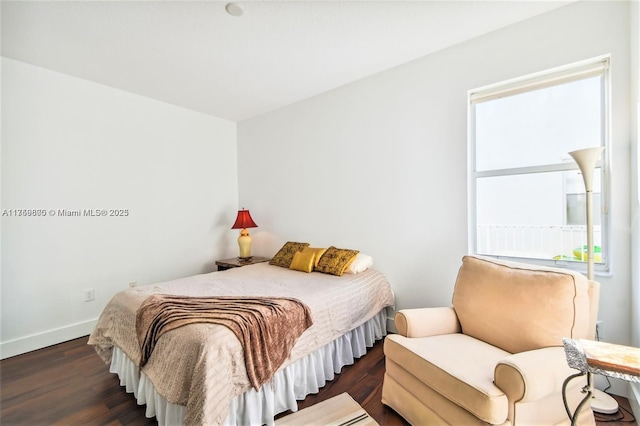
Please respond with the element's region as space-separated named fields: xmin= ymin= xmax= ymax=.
xmin=231 ymin=209 xmax=258 ymax=259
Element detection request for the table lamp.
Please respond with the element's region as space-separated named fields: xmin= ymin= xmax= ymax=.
xmin=569 ymin=147 xmax=618 ymax=414
xmin=231 ymin=209 xmax=258 ymax=260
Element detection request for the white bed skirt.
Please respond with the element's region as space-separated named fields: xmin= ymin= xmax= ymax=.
xmin=108 ymin=309 xmax=388 ymax=426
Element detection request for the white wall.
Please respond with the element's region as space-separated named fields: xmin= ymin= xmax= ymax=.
xmin=238 ymin=0 xmax=633 ymax=393
xmin=1 ymin=58 xmax=238 ymax=358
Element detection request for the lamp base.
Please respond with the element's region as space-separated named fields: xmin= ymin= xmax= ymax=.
xmin=591 ymin=389 xmax=619 ymax=414
xmin=237 ymin=232 xmax=253 ymax=259
xmin=238 ymin=256 xmax=253 ymax=262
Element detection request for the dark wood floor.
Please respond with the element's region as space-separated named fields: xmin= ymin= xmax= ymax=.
xmin=0 ymin=336 xmax=635 ymax=425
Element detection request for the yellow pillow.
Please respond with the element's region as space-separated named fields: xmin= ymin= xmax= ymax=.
xmin=314 ymin=246 xmax=359 ymax=276
xmin=269 ymin=241 xmax=310 ymax=268
xmin=289 ymin=251 xmax=316 ymax=273
xmin=302 ymin=247 xmax=327 ymax=267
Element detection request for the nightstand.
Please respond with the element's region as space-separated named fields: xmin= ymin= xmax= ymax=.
xmin=215 ymin=256 xmax=271 ymax=271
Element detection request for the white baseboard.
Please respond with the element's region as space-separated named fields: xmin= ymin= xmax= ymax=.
xmin=630 ymin=382 xmax=640 ymax=421
xmin=0 ymin=319 xmax=97 ymax=359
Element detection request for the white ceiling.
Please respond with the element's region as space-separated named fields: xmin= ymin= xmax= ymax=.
xmin=1 ymin=1 xmax=574 ymax=122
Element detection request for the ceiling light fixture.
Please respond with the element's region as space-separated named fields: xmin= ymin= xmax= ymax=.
xmin=225 ymin=3 xmax=244 ymax=17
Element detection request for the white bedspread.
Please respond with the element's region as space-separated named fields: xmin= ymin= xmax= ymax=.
xmin=88 ymin=263 xmax=395 ymax=425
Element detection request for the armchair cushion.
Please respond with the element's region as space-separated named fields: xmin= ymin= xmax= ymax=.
xmin=385 ymin=333 xmax=510 ymax=424
xmin=452 ymin=255 xmax=592 ymax=354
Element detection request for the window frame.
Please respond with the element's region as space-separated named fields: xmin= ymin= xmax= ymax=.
xmin=467 ymin=56 xmax=611 ymax=274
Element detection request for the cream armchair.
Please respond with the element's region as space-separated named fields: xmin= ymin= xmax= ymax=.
xmin=382 ymin=255 xmax=600 ymax=425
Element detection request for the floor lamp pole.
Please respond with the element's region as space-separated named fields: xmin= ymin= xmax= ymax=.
xmin=569 ymin=147 xmax=618 ymax=415
xmin=569 ymin=147 xmax=604 ymax=281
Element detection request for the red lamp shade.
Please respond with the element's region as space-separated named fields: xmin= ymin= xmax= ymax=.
xmin=231 ymin=209 xmax=258 ymax=229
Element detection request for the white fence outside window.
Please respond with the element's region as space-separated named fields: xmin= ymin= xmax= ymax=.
xmin=477 ymin=224 xmax=602 ymax=262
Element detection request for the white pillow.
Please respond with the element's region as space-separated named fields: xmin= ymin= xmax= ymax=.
xmin=345 ymin=253 xmax=373 ymax=274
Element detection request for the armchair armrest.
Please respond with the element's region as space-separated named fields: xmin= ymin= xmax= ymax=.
xmin=395 ymin=307 xmax=461 ymax=338
xmin=494 ymin=346 xmax=583 ymax=403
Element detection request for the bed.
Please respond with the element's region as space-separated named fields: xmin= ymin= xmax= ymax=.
xmin=88 ymin=260 xmax=395 ymax=425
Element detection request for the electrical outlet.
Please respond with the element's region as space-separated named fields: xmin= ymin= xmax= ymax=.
xmin=129 ymin=281 xmax=137 ymax=288
xmin=84 ymin=288 xmax=95 ymax=302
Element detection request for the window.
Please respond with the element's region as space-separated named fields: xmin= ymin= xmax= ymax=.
xmin=468 ymin=57 xmax=610 ymax=272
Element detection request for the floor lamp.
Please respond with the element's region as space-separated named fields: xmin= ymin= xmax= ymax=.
xmin=569 ymin=147 xmax=618 ymax=414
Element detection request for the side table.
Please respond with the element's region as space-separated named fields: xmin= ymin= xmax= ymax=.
xmin=215 ymin=256 xmax=271 ymax=271
xmin=562 ymin=338 xmax=640 ymax=425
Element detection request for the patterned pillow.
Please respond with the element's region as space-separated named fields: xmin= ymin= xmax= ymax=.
xmin=269 ymin=241 xmax=310 ymax=268
xmin=315 ymin=246 xmax=360 ymax=276
xmin=289 ymin=251 xmax=316 ymax=273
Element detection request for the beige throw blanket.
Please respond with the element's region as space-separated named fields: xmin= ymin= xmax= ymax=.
xmin=136 ymin=294 xmax=313 ymax=390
